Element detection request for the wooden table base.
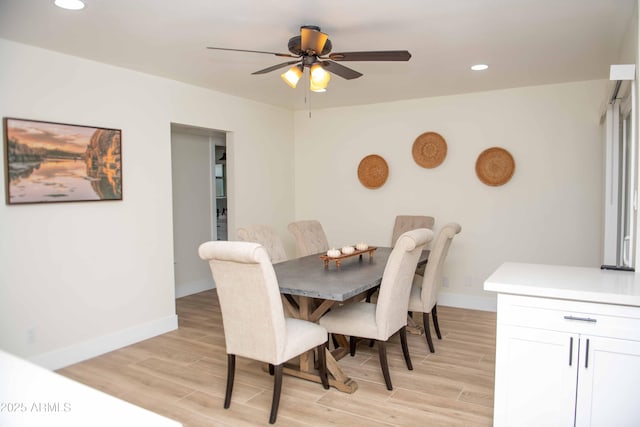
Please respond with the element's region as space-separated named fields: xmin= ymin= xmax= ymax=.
xmin=280 ymin=295 xmax=359 ymax=393
xmin=407 ymin=314 xmax=425 ymax=335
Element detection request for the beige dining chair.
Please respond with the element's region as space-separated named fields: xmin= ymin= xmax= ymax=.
xmin=237 ymin=224 xmax=288 ymax=264
xmin=364 ymin=214 xmax=436 ymax=304
xmin=391 ymin=215 xmax=435 ymax=247
xmin=287 ymin=220 xmax=330 ymax=257
xmin=198 ymin=241 xmax=329 ymax=424
xmin=318 ymin=228 xmax=433 ymax=390
xmin=408 ymin=222 xmax=462 ymax=353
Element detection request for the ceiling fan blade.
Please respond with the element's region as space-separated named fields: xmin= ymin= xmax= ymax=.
xmin=328 ymin=50 xmax=412 ymax=61
xmin=207 ymin=46 xmax=297 ymax=58
xmin=320 ymin=61 xmax=363 ymax=80
xmin=300 ymin=27 xmax=328 ymax=54
xmin=251 ymin=60 xmax=301 ymax=75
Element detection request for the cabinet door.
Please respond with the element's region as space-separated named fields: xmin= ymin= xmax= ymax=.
xmin=575 ymin=336 xmax=640 ymax=427
xmin=494 ymin=325 xmax=578 ymax=427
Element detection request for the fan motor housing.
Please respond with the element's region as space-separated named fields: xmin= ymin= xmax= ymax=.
xmin=288 ymin=36 xmax=332 ymax=56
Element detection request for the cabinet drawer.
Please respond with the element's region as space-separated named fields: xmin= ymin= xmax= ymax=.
xmin=497 ymin=294 xmax=640 ymax=341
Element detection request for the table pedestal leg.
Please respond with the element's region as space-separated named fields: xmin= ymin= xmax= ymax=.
xmin=407 ymin=313 xmax=425 ymax=335
xmin=281 ymin=347 xmax=358 ymax=393
xmin=283 ymin=296 xmax=359 ymax=393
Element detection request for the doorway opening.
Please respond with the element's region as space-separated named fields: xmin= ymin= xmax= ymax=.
xmin=170 ymin=123 xmax=229 ymax=297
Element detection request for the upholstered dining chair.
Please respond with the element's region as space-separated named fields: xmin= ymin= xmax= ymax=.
xmin=408 ymin=222 xmax=462 ymax=353
xmin=364 ymin=214 xmax=435 ymax=304
xmin=287 ymin=220 xmax=330 ymax=257
xmin=237 ymin=224 xmax=288 ymax=264
xmin=391 ymin=215 xmax=435 ymax=247
xmin=198 ymin=241 xmax=329 ymax=424
xmin=318 ymin=229 xmax=433 ymax=391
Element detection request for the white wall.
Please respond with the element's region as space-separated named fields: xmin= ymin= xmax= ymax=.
xmin=294 ymin=80 xmax=608 ymax=310
xmin=0 ymin=39 xmax=295 ymax=368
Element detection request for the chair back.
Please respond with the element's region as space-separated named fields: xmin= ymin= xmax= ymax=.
xmin=420 ymin=223 xmax=462 ymax=309
xmin=287 ymin=220 xmax=330 ymax=257
xmin=237 ymin=224 xmax=288 ymax=264
xmin=376 ymin=228 xmax=433 ymax=339
xmin=198 ymin=241 xmax=286 ymax=364
xmin=391 ymin=215 xmax=435 ymax=246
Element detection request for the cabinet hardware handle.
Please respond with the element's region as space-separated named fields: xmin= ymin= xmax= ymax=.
xmin=585 ymin=338 xmax=590 ymax=368
xmin=563 ymin=315 xmax=597 ymax=323
xmin=569 ymin=337 xmax=573 ymax=366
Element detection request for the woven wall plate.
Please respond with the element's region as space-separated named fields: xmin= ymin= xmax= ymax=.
xmin=412 ymin=132 xmax=447 ymax=168
xmin=357 ymin=154 xmax=389 ymax=189
xmin=475 ymin=147 xmax=515 ymax=186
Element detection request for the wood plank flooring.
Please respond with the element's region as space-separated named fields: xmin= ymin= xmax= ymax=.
xmin=57 ymin=290 xmax=497 ymax=426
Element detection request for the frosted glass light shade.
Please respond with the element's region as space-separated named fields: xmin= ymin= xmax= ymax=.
xmin=310 ymin=64 xmax=330 ymax=92
xmin=281 ymin=66 xmax=303 ymax=88
xmin=309 ymin=80 xmax=327 ymax=92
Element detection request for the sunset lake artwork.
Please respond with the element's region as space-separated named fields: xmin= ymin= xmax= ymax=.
xmin=4 ymin=118 xmax=122 ymax=204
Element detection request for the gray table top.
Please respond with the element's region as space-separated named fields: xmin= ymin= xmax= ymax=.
xmin=273 ymin=247 xmax=429 ymax=301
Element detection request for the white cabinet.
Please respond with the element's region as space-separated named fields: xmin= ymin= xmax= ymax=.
xmin=496 ymin=325 xmax=577 ymax=426
xmin=575 ymin=336 xmax=640 ymax=426
xmin=493 ymin=294 xmax=640 ymax=427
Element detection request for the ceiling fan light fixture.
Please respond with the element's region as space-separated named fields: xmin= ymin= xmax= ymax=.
xmin=309 ymin=81 xmax=327 ymax=93
xmin=310 ymin=64 xmax=330 ymax=92
xmin=280 ymin=65 xmax=303 ymax=88
xmin=54 ymin=0 xmax=85 ymax=10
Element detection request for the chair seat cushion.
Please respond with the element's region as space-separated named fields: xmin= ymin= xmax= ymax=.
xmin=318 ymin=302 xmax=380 ymax=340
xmin=279 ymin=318 xmax=327 ymax=364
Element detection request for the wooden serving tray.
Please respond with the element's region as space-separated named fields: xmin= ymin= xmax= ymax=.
xmin=319 ymin=246 xmax=378 ymax=269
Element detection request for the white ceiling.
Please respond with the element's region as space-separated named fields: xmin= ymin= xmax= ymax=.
xmin=0 ymin=0 xmax=635 ymax=110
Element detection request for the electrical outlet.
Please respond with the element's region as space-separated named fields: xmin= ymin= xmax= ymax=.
xmin=27 ymin=327 xmax=36 ymax=344
xmin=442 ymin=276 xmax=449 ymax=288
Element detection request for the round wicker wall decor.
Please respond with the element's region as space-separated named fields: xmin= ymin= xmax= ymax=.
xmin=357 ymin=154 xmax=389 ymax=189
xmin=412 ymin=132 xmax=447 ymax=168
xmin=475 ymin=147 xmax=515 ymax=186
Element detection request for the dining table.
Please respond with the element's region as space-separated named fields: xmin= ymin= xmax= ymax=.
xmin=272 ymin=246 xmax=429 ymax=393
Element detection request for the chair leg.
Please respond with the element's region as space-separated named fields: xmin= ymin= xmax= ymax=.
xmin=331 ymin=334 xmax=339 ymax=350
xmin=224 ymin=354 xmax=235 ymax=409
xmin=365 ymin=285 xmax=379 ymax=303
xmin=268 ymin=363 xmax=274 ymax=375
xmin=269 ymin=364 xmax=283 ymax=424
xmin=423 ymin=312 xmax=435 ymax=353
xmin=377 ymin=341 xmax=393 ymax=390
xmin=432 ymin=304 xmax=442 ymax=340
xmin=349 ymin=336 xmax=357 ymax=356
xmin=317 ymin=345 xmax=329 ymax=389
xmin=399 ymin=326 xmax=413 ymax=370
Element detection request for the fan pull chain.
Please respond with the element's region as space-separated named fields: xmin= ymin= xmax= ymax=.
xmin=305 ymin=86 xmax=311 ymax=119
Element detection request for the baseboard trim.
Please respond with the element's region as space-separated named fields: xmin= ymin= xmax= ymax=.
xmin=174 ymin=279 xmax=215 ymax=298
xmin=29 ymin=314 xmax=178 ymax=371
xmin=439 ymin=292 xmax=497 ymax=312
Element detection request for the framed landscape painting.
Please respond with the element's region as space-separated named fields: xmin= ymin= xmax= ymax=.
xmin=4 ymin=118 xmax=122 ymax=204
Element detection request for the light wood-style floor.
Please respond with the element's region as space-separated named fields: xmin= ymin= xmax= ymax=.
xmin=57 ymin=290 xmax=497 ymax=426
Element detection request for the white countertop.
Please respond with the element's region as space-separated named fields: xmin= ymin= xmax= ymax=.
xmin=0 ymin=350 xmax=182 ymax=427
xmin=484 ymin=262 xmax=640 ymax=307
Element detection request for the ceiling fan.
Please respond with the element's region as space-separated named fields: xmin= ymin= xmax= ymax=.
xmin=207 ymin=25 xmax=411 ymax=92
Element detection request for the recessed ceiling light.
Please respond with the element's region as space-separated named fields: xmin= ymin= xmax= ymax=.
xmin=471 ymin=64 xmax=489 ymax=71
xmin=54 ymin=0 xmax=85 ymax=10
